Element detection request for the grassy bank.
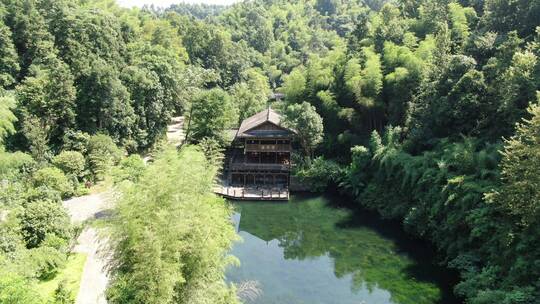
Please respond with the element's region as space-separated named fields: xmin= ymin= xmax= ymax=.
xmin=36 ymin=253 xmax=87 ymax=300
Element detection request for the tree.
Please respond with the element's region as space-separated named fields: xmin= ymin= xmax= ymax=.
xmin=229 ymin=68 xmax=271 ymax=123
xmin=107 ymin=147 xmax=239 ymax=304
xmin=373 ymin=4 xmax=408 ymax=52
xmin=482 ymin=0 xmax=540 ymax=37
xmin=86 ymin=134 xmax=123 ymax=181
xmin=16 ymin=59 xmax=77 ymax=147
xmin=48 ymin=6 xmax=127 ymax=78
xmin=295 ymin=156 xmax=341 ymax=191
xmin=21 ymin=115 xmax=50 ymax=163
xmin=182 ymin=21 xmax=252 ymax=87
xmin=0 ymin=211 xmax=25 ymax=255
xmin=122 ymin=42 xmax=186 ymax=149
xmin=185 ymin=88 xmax=238 ymax=144
xmin=316 ymin=0 xmax=339 ymax=15
xmin=343 ymin=48 xmax=384 ymax=132
xmin=76 ymin=59 xmax=135 ymax=146
xmin=244 ymin=7 xmax=274 ymax=53
xmin=497 ymin=50 xmax=538 ymax=135
xmin=448 ymin=2 xmax=475 ymax=51
xmin=62 ymin=130 xmax=90 ymax=154
xmin=282 ymin=68 xmax=306 ymax=104
xmin=120 ymin=64 xmax=165 ymax=149
xmin=0 ymin=93 xmax=17 ymax=146
xmin=485 ymin=98 xmax=540 ymax=226
xmin=405 ymin=55 xmax=495 ymax=148
xmin=382 ymin=41 xmax=430 ymax=125
xmin=0 ymin=17 xmax=19 ymax=88
xmin=111 ymin=154 xmax=145 ymax=183
xmin=4 ymin=0 xmax=57 ymax=78
xmin=282 ymin=102 xmax=324 ymax=158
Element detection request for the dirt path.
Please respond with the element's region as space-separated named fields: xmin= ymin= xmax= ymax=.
xmin=63 ymin=193 xmax=113 ymax=304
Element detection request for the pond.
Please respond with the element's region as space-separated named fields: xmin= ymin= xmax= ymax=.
xmin=226 ymin=194 xmax=459 ymax=304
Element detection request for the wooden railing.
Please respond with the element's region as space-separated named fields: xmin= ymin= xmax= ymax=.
xmin=245 ymin=144 xmax=291 ymax=152
xmin=215 ymin=186 xmax=289 ymax=201
xmin=229 ymin=162 xmax=290 ymax=171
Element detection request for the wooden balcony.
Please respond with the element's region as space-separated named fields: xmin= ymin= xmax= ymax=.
xmin=245 ymin=143 xmax=291 ymax=152
xmin=229 ymin=162 xmax=290 ymax=172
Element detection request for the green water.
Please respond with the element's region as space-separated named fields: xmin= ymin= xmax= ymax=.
xmin=226 ymin=194 xmax=459 ymax=304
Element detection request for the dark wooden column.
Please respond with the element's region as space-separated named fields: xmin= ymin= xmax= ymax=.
xmin=287 ymin=173 xmax=290 ymax=188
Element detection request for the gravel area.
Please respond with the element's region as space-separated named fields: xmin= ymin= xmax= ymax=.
xmin=63 ymin=193 xmax=112 ymax=224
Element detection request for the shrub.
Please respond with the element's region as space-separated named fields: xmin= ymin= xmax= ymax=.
xmin=0 ymin=212 xmax=25 ymax=256
xmin=20 ymin=200 xmax=72 ymax=248
xmin=32 ymin=167 xmax=74 ymax=199
xmin=0 ymin=270 xmax=43 ymax=304
xmin=87 ymin=134 xmax=123 ymax=181
xmin=54 ymin=280 xmax=75 ymax=304
xmin=0 ymin=179 xmax=27 ymax=207
xmin=295 ymin=157 xmax=342 ymax=192
xmin=0 ymin=151 xmax=35 ymax=179
xmin=40 ymin=234 xmax=69 ymax=253
xmin=111 ymin=154 xmax=145 ymax=183
xmin=53 ymin=151 xmax=85 ymax=178
xmin=28 ymin=246 xmax=66 ymax=280
xmin=74 ymin=184 xmax=90 ymax=196
xmin=25 ymin=186 xmax=63 ymax=204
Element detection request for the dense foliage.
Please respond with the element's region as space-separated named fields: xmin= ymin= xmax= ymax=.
xmin=107 ymin=147 xmax=239 ymax=304
xmin=185 ymin=88 xmax=238 ymax=144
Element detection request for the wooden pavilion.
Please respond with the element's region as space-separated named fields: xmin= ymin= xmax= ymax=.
xmin=218 ymin=107 xmax=295 ymax=200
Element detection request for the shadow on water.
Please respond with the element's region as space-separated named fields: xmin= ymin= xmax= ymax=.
xmin=227 ymin=192 xmax=462 ymax=304
xmin=324 ymin=192 xmax=461 ymax=304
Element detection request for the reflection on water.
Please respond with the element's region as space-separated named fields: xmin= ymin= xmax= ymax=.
xmin=226 ymin=194 xmax=458 ymax=304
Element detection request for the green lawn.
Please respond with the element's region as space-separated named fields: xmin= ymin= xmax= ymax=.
xmin=36 ymin=253 xmax=87 ymax=300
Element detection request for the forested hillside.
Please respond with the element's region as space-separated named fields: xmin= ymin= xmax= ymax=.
xmin=0 ymin=0 xmax=539 ymax=303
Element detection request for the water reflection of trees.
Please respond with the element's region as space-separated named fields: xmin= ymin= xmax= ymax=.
xmin=236 ymin=196 xmax=445 ymax=304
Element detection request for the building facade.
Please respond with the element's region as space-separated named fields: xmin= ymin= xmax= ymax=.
xmin=227 ymin=107 xmax=295 ymax=188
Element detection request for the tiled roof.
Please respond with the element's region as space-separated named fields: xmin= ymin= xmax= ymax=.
xmin=235 ymin=107 xmax=293 ymax=138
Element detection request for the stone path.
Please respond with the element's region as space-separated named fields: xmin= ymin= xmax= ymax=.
xmin=0 ymin=210 xmax=7 ymax=222
xmin=144 ymin=116 xmax=185 ymax=164
xmin=63 ymin=193 xmax=113 ymax=304
xmin=167 ymin=116 xmax=185 ymax=147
